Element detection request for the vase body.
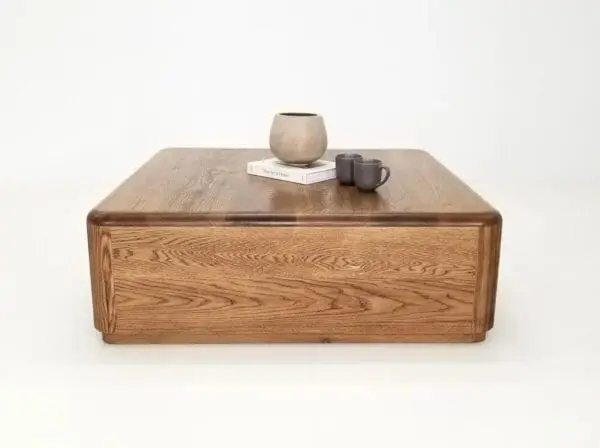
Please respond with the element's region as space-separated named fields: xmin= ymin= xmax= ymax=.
xmin=269 ymin=112 xmax=327 ymax=166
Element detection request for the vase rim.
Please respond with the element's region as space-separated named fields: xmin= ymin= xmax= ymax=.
xmin=277 ymin=112 xmax=320 ymax=117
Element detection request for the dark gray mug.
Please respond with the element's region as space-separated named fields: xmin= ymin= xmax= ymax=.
xmin=335 ymin=153 xmax=363 ymax=185
xmin=353 ymin=158 xmax=391 ymax=192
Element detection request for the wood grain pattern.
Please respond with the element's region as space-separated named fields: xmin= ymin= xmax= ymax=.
xmin=87 ymin=148 xmax=501 ymax=226
xmin=109 ymin=226 xmax=478 ymax=281
xmin=113 ymin=276 xmax=474 ymax=328
xmin=86 ymin=148 xmax=502 ymax=343
xmin=87 ymin=222 xmax=116 ymax=333
xmin=103 ymin=226 xmax=480 ymax=341
xmin=102 ymin=332 xmax=487 ymax=344
xmin=486 ymin=218 xmax=502 ymax=329
xmin=473 ymin=218 xmax=503 ymax=333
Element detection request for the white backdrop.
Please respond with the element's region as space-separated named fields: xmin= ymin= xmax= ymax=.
xmin=1 ymin=0 xmax=598 ymax=187
xmin=1 ymin=1 xmax=599 ymax=447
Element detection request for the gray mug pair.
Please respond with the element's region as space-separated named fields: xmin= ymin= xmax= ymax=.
xmin=335 ymin=153 xmax=391 ymax=192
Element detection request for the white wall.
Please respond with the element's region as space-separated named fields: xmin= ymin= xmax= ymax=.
xmin=1 ymin=0 xmax=598 ymax=187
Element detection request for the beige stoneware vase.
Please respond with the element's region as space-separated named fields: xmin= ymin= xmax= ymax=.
xmin=269 ymin=112 xmax=328 ymax=166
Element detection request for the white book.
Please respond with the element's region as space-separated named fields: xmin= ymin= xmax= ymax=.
xmin=247 ymin=158 xmax=337 ymax=185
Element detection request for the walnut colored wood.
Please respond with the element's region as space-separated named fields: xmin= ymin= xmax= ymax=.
xmin=87 ymin=148 xmax=499 ymax=226
xmin=474 ymin=221 xmax=502 ymax=333
xmin=109 ymin=226 xmax=479 ymax=339
xmin=102 ymin=332 xmax=487 ymax=344
xmin=87 ymin=222 xmax=116 ymax=333
xmin=87 ymin=148 xmax=502 ymax=343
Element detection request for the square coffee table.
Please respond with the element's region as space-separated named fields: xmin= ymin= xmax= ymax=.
xmin=87 ymin=148 xmax=501 ymax=343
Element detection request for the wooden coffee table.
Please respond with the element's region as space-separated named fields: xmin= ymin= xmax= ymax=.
xmin=87 ymin=148 xmax=502 ymax=343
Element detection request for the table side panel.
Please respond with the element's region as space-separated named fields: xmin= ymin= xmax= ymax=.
xmin=87 ymin=222 xmax=116 ymax=333
xmin=102 ymin=226 xmax=482 ymax=341
xmin=474 ymin=219 xmax=502 ymax=332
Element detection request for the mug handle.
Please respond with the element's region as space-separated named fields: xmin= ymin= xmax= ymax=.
xmin=376 ymin=166 xmax=391 ymax=189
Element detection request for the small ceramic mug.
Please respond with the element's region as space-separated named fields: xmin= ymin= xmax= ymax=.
xmin=353 ymin=158 xmax=391 ymax=192
xmin=335 ymin=153 xmax=363 ymax=185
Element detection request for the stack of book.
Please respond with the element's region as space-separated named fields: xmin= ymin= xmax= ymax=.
xmin=247 ymin=158 xmax=336 ymax=185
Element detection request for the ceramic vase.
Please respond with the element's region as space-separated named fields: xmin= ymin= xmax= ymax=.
xmin=269 ymin=112 xmax=328 ymax=166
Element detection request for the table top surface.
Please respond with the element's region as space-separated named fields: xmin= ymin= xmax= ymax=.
xmin=89 ymin=148 xmax=500 ymax=226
